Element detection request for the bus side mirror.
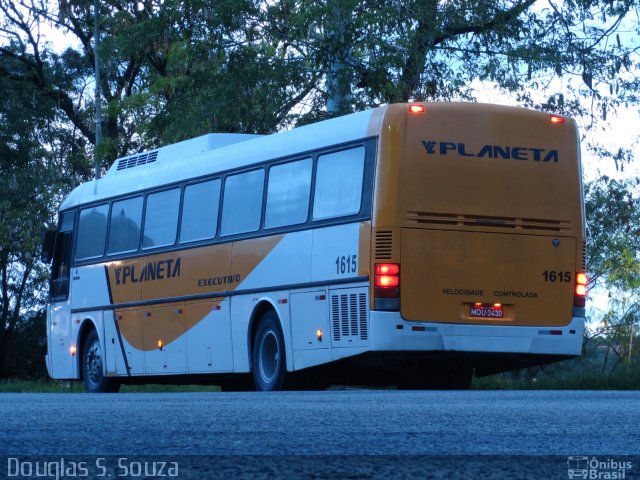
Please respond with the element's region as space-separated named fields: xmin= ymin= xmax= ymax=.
xmin=41 ymin=230 xmax=56 ymax=264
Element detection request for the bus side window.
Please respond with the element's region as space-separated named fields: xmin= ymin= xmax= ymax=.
xmin=76 ymin=204 xmax=109 ymax=260
xmin=180 ymin=179 xmax=221 ymax=243
xmin=143 ymin=188 xmax=181 ymax=249
xmin=50 ymin=212 xmax=74 ymax=302
xmin=265 ymin=158 xmax=312 ymax=229
xmin=107 ymin=196 xmax=144 ymax=254
xmin=313 ymin=146 xmax=365 ymax=220
xmin=220 ymin=169 xmax=265 ymax=236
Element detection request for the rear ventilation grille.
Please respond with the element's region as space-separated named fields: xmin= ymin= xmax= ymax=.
xmin=116 ymin=151 xmax=159 ymax=171
xmin=582 ymin=241 xmax=586 ymax=270
xmin=405 ymin=212 xmax=572 ymax=232
xmin=331 ymin=290 xmax=368 ymax=344
xmin=374 ymin=230 xmax=393 ymax=260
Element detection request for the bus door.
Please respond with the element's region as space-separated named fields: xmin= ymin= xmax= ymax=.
xmin=47 ymin=211 xmax=75 ymax=378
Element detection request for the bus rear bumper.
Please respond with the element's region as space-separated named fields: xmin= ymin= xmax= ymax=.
xmin=368 ymin=312 xmax=584 ymax=357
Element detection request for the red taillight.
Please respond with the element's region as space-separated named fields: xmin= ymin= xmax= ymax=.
xmin=374 ymin=263 xmax=400 ymax=301
xmin=376 ymin=275 xmax=399 ymax=288
xmin=375 ymin=263 xmax=400 ymax=275
xmin=550 ymin=115 xmax=564 ymax=124
xmin=574 ymin=272 xmax=587 ymax=307
xmin=409 ymin=104 xmax=425 ymax=114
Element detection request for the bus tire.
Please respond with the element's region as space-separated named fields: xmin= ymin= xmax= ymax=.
xmin=252 ymin=311 xmax=286 ymax=391
xmin=82 ymin=329 xmax=120 ymax=393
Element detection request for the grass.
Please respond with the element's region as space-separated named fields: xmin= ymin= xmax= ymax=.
xmin=0 ymin=379 xmax=221 ymax=393
xmin=2 ymin=364 xmax=639 ymax=392
xmin=0 ymin=380 xmax=85 ymax=393
xmin=472 ymin=364 xmax=640 ymax=390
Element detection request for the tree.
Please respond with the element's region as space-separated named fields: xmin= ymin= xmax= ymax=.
xmin=3 ymin=1 xmax=639 ymax=155
xmin=262 ymin=0 xmax=640 ymax=141
xmin=585 ymin=176 xmax=640 ymax=292
xmin=583 ymin=176 xmax=640 ymax=372
xmin=0 ymin=0 xmax=319 ymax=164
xmin=0 ymin=51 xmax=83 ymax=378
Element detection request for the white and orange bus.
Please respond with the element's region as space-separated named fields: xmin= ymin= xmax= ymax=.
xmin=42 ymin=103 xmax=587 ymax=392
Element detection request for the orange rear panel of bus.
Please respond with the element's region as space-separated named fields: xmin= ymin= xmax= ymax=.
xmin=373 ymin=103 xmax=584 ymax=327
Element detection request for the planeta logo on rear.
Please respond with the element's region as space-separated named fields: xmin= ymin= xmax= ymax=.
xmin=421 ymin=140 xmax=559 ymax=162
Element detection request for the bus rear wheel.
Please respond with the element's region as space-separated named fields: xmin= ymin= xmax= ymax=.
xmin=82 ymin=329 xmax=120 ymax=393
xmin=252 ymin=311 xmax=286 ymax=391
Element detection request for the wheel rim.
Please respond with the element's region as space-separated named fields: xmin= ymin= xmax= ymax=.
xmin=259 ymin=330 xmax=280 ymax=384
xmin=85 ymin=340 xmax=103 ymax=385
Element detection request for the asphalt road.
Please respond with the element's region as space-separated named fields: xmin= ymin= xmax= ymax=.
xmin=1 ymin=390 xmax=638 ymax=479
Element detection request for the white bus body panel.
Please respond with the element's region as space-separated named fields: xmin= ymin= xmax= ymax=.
xmin=103 ymin=310 xmax=118 ymax=376
xmin=310 ymin=224 xmax=360 ymax=282
xmin=290 ymin=290 xmax=332 ymax=370
xmin=369 ymin=311 xmax=584 ymax=356
xmin=114 ymin=309 xmax=144 ymax=375
xmin=185 ymin=299 xmax=233 ymax=373
xmin=236 ymin=231 xmax=313 ymax=289
xmin=70 ymin=265 xmax=110 ymax=310
xmin=47 ymin=300 xmax=75 ymax=379
xmin=144 ymin=304 xmax=187 ymax=374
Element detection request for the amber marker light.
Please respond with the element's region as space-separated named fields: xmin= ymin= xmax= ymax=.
xmin=70 ymin=346 xmax=77 ymax=356
xmin=316 ymin=329 xmax=323 ymax=342
xmin=409 ymin=104 xmax=426 ymax=114
xmin=574 ymin=272 xmax=588 ymax=307
xmin=157 ymin=340 xmax=164 ymax=350
xmin=576 ymin=273 xmax=588 ymax=296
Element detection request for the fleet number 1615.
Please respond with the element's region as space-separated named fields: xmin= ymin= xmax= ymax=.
xmin=336 ymin=254 xmax=357 ymax=275
xmin=542 ymin=270 xmax=571 ymax=282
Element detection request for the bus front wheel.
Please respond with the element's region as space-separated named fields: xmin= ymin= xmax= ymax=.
xmin=82 ymin=329 xmax=120 ymax=393
xmin=252 ymin=311 xmax=286 ymax=391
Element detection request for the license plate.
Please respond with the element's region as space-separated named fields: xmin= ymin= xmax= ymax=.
xmin=470 ymin=304 xmax=504 ymax=319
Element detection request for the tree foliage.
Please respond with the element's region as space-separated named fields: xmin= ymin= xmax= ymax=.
xmin=1 ymin=0 xmax=638 ymax=157
xmin=584 ymin=176 xmax=640 ymax=372
xmin=269 ymin=0 xmax=640 ymax=126
xmin=1 ymin=0 xmax=321 ymax=164
xmin=585 ymin=176 xmax=640 ymax=292
xmin=0 ymin=48 xmax=81 ymax=377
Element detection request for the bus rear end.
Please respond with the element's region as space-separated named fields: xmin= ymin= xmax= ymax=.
xmin=369 ymin=103 xmax=586 ymax=378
